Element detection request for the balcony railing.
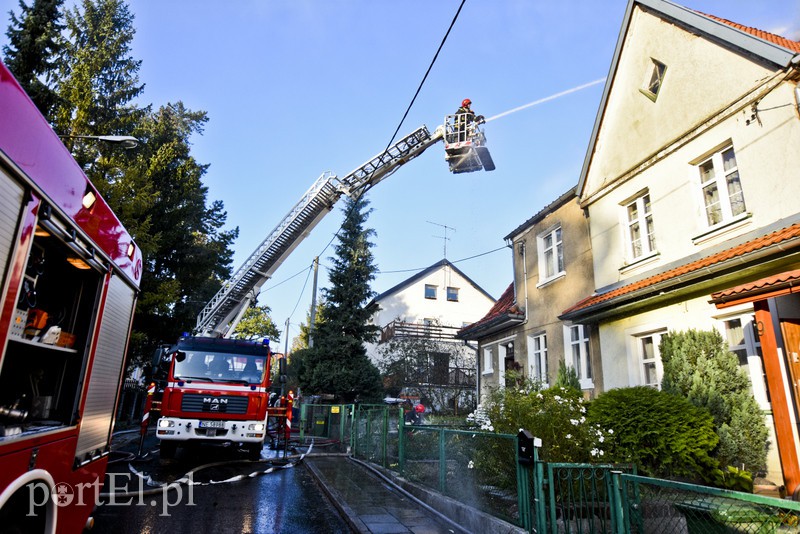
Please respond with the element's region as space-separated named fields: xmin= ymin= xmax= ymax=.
xmin=379 ymin=320 xmax=463 ymax=343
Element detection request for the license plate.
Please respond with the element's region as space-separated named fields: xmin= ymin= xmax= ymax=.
xmin=199 ymin=420 xmax=225 ymax=429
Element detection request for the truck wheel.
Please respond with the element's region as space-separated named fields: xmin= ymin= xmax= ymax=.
xmin=159 ymin=440 xmax=177 ymax=460
xmin=247 ymin=443 xmax=262 ymax=460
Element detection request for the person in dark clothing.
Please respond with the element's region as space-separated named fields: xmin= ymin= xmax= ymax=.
xmin=454 ymin=98 xmax=484 ymax=142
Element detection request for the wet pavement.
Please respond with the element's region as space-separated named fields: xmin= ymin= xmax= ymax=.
xmin=95 ymin=429 xmax=468 ymax=533
xmin=305 ymin=455 xmax=463 ymax=534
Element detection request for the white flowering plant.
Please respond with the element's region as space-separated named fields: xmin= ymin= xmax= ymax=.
xmin=467 ymin=371 xmax=609 ymax=464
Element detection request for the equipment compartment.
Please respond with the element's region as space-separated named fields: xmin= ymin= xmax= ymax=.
xmin=0 ymin=220 xmax=103 ymax=434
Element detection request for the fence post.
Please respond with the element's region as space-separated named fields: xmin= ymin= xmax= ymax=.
xmin=398 ymin=406 xmax=406 ymax=474
xmin=439 ymin=428 xmax=446 ymax=493
xmin=299 ymin=403 xmax=307 ymax=441
xmin=515 ymin=445 xmax=532 ymax=532
xmin=382 ymin=405 xmax=388 ymax=467
xmin=533 ymin=449 xmax=547 ymax=534
xmin=609 ymin=470 xmax=625 ymax=534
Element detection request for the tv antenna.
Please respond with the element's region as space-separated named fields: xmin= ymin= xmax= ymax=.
xmin=427 ymin=221 xmax=456 ymax=259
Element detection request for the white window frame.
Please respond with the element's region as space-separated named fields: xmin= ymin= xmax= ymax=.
xmin=527 ymin=333 xmax=548 ymax=386
xmin=640 ymin=58 xmax=667 ymax=101
xmin=625 ymin=192 xmax=656 ymax=261
xmin=631 ymin=329 xmax=666 ymax=389
xmin=564 ymin=324 xmax=593 ymax=389
xmin=715 ymin=309 xmax=769 ymax=409
xmin=696 ymin=144 xmax=747 ymax=229
xmin=424 ymin=284 xmax=437 ymax=300
xmin=536 ymin=224 xmax=564 ymax=286
xmin=482 ymin=347 xmax=493 ymax=375
xmin=446 ymin=286 xmax=459 ymax=302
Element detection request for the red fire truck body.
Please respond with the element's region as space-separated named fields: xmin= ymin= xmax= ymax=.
xmin=155 ymin=336 xmax=280 ymax=460
xmin=0 ymin=62 xmax=142 ymax=533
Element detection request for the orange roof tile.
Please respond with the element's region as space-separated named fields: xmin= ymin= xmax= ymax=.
xmin=562 ymin=222 xmax=800 ymax=317
xmin=700 ymin=13 xmax=800 ymax=53
xmin=457 ymin=282 xmax=523 ymax=337
xmin=711 ymin=269 xmax=800 ymax=302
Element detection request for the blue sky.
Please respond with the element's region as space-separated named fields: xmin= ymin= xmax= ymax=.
xmin=2 ymin=1 xmax=798 ymax=351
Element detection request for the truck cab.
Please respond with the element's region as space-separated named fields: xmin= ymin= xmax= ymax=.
xmin=156 ymin=336 xmax=275 ymax=459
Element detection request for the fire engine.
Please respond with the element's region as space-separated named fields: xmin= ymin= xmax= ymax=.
xmin=154 ymin=112 xmax=494 ymax=459
xmin=0 ymin=62 xmax=142 ymax=532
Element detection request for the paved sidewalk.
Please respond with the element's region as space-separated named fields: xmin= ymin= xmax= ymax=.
xmin=305 ymin=455 xmax=463 ymax=534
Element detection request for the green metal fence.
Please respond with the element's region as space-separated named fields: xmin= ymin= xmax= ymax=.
xmin=298 ymin=403 xmax=354 ymax=453
xmin=338 ymin=403 xmax=800 ymax=533
xmin=526 ymin=465 xmax=800 ymax=534
xmin=617 ymin=473 xmax=800 ymax=534
xmin=352 ymin=404 xmax=398 ymax=466
xmin=351 ymin=404 xmax=527 ymax=526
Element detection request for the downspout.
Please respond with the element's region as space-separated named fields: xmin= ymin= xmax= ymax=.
xmin=793 ymin=54 xmax=800 ymax=117
xmin=519 ymin=241 xmax=529 ymax=324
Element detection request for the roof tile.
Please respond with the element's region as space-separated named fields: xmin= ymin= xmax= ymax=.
xmin=458 ymin=282 xmax=522 ymax=335
xmin=700 ymin=13 xmax=800 ymax=53
xmin=562 ymin=222 xmax=800 ymax=316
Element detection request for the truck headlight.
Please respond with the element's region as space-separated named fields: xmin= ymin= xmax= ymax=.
xmin=158 ymin=419 xmax=174 ymax=428
xmin=248 ymin=423 xmax=265 ymax=432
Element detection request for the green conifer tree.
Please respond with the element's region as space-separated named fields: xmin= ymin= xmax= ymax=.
xmin=53 ymin=0 xmax=145 ymax=188
xmin=660 ymin=329 xmax=769 ymax=473
xmin=3 ymin=0 xmax=64 ymax=118
xmin=299 ymin=195 xmax=383 ymax=402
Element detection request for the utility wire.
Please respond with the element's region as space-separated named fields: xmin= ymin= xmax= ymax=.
xmin=314 ymin=0 xmax=468 ymax=266
xmin=377 ymin=245 xmax=508 ymax=275
xmin=385 ymin=0 xmax=467 ymax=150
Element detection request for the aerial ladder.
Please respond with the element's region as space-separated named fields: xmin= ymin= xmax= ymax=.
xmin=195 ymin=114 xmax=495 ymax=338
xmin=149 ymin=113 xmax=493 ymax=458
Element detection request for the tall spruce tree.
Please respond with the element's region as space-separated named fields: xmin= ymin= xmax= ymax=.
xmin=299 ymin=195 xmax=383 ymax=402
xmin=53 ymin=0 xmax=145 ymax=189
xmin=3 ymin=0 xmax=64 ymax=118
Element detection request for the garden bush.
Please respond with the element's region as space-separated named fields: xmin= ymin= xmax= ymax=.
xmin=586 ymin=386 xmax=718 ymax=480
xmin=660 ymin=329 xmax=769 ymax=474
xmin=465 ymin=373 xmax=609 ymax=491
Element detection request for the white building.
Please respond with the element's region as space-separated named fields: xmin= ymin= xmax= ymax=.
xmin=367 ymin=259 xmax=495 ymax=412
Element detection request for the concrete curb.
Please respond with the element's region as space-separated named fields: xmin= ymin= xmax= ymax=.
xmin=304 ymin=457 xmax=370 ymax=534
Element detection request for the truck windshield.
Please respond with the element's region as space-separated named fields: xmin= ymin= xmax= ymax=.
xmin=173 ymin=351 xmax=266 ymax=384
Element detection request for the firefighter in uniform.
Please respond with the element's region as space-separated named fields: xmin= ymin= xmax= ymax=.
xmin=454 ymin=98 xmax=484 ymax=142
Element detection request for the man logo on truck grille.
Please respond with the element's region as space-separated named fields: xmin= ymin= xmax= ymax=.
xmin=203 ymin=397 xmax=227 ymax=412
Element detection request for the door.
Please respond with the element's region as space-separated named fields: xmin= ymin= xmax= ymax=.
xmin=780 ymin=319 xmax=800 ymax=419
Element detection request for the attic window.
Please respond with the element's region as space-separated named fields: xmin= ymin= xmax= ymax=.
xmin=425 ymin=284 xmax=437 ymax=299
xmin=640 ymin=58 xmax=666 ymax=101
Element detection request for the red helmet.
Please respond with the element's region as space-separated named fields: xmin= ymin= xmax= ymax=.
xmin=461 ymin=98 xmax=471 ymax=107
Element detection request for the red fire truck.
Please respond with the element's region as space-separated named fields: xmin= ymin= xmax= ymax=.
xmin=0 ymin=62 xmax=142 ymax=532
xmin=153 ymin=106 xmax=494 ymax=459
xmin=154 ymin=335 xmax=281 ymax=460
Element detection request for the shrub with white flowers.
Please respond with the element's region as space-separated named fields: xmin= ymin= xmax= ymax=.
xmin=467 ymin=371 xmax=609 ymax=464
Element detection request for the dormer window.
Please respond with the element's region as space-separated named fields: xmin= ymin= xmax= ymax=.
xmin=641 ymin=58 xmax=666 ymax=101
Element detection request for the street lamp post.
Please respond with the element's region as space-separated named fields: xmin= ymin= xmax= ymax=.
xmin=59 ymin=134 xmax=141 ymax=149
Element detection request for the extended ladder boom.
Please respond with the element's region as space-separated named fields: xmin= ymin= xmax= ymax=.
xmin=196 ymin=125 xmax=444 ymax=336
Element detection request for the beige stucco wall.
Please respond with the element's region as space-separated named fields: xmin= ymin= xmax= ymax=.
xmin=474 ymin=194 xmax=602 ymax=399
xmin=583 ymin=6 xmax=781 ymax=201
xmin=582 ymin=5 xmax=800 ymax=290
